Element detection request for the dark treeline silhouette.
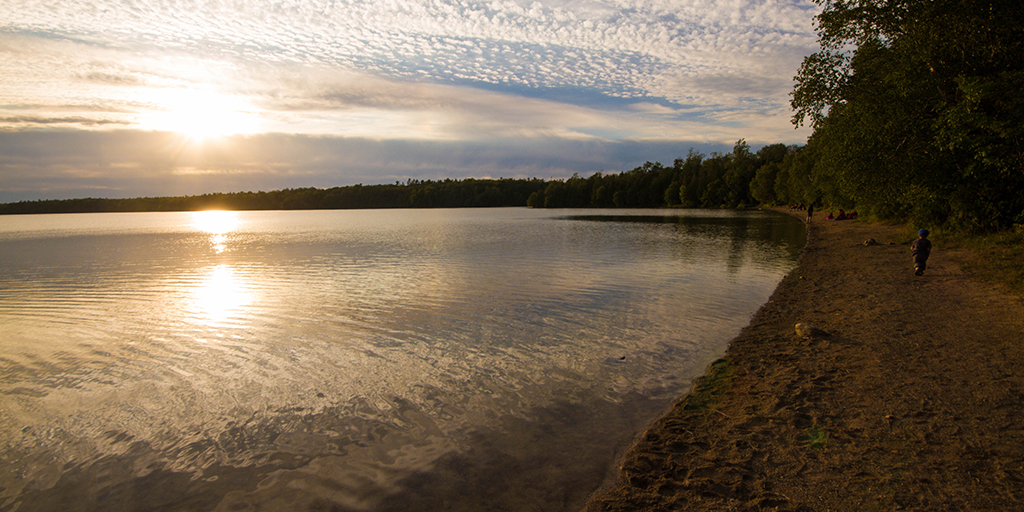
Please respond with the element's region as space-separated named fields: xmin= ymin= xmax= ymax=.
xmin=0 ymin=178 xmax=549 ymax=215
xmin=0 ymin=140 xmax=819 ymax=216
xmin=530 ymin=140 xmax=802 ymax=209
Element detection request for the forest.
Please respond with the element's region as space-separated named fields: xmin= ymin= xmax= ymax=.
xmin=0 ymin=178 xmax=547 ymax=214
xmin=0 ymin=141 xmax=806 ymax=215
xmin=789 ymin=0 xmax=1024 ymax=233
xmin=2 ymin=0 xmax=1021 ymax=234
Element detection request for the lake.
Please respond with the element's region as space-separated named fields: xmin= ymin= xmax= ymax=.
xmin=0 ymin=208 xmax=805 ymax=511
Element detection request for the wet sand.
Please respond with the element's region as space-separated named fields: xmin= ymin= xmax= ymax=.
xmin=586 ymin=210 xmax=1024 ymax=511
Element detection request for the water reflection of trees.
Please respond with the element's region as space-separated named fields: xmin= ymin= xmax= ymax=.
xmin=564 ymin=211 xmax=806 ymax=275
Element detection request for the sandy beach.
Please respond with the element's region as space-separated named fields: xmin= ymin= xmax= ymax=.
xmin=586 ymin=209 xmax=1024 ymax=511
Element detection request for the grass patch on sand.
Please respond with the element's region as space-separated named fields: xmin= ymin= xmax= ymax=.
xmin=944 ymin=228 xmax=1024 ymax=296
xmin=889 ymin=222 xmax=1024 ymax=296
xmin=805 ymin=425 xmax=829 ymax=450
xmin=681 ymin=359 xmax=733 ymax=413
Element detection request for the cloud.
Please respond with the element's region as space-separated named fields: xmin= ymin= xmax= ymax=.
xmin=0 ymin=130 xmax=737 ymax=202
xmin=0 ymin=0 xmax=819 ymax=200
xmin=3 ymin=0 xmax=818 ymax=106
xmin=0 ymin=116 xmax=132 ymax=127
xmin=0 ymin=39 xmax=813 ymax=143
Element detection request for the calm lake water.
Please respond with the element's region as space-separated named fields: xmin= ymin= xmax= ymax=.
xmin=0 ymin=208 xmax=804 ymax=511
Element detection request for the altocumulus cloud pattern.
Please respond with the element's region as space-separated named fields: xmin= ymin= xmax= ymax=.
xmin=0 ymin=0 xmax=818 ymax=201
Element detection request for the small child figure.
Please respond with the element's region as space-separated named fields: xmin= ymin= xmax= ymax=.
xmin=912 ymin=229 xmax=931 ymax=276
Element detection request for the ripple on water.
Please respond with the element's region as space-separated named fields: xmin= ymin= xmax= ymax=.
xmin=0 ymin=208 xmax=805 ymax=510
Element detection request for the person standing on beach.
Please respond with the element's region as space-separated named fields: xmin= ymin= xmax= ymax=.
xmin=806 ymin=204 xmax=814 ymax=223
xmin=912 ymin=229 xmax=932 ymax=276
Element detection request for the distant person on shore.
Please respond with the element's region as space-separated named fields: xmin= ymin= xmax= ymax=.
xmin=912 ymin=229 xmax=932 ymax=276
xmin=836 ymin=209 xmax=847 ymax=221
xmin=806 ymin=204 xmax=814 ymax=223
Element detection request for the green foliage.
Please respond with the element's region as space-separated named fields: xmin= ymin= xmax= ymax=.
xmin=944 ymin=227 xmax=1024 ymax=295
xmin=805 ymin=425 xmax=829 ymax=451
xmin=749 ymin=143 xmax=796 ymax=205
xmin=664 ymin=180 xmax=682 ymax=206
xmin=681 ymin=359 xmax=733 ymax=413
xmin=791 ymin=0 xmax=1024 ymax=232
xmin=750 ymin=162 xmax=781 ymax=205
xmin=525 ymin=140 xmax=802 ymax=209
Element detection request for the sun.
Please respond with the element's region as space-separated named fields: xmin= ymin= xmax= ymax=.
xmin=139 ymin=88 xmax=261 ymax=141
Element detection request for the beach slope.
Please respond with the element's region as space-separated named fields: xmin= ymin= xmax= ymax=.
xmin=587 ymin=212 xmax=1024 ymax=511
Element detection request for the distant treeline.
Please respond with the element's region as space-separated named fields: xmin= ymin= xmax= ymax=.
xmin=0 ymin=140 xmax=816 ymax=215
xmin=0 ymin=178 xmax=548 ymax=214
xmin=530 ymin=140 xmax=805 ymax=209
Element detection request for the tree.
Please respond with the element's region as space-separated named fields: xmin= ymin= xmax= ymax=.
xmin=791 ymin=0 xmax=1024 ymax=231
xmin=674 ymin=150 xmax=704 ymax=207
xmin=664 ymin=180 xmax=682 ymax=206
xmin=751 ymin=162 xmax=782 ymax=205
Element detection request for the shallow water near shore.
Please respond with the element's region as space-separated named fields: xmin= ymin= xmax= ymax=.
xmin=0 ymin=208 xmax=804 ymax=511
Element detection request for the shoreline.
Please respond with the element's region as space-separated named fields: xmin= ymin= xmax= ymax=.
xmin=586 ymin=209 xmax=1024 ymax=510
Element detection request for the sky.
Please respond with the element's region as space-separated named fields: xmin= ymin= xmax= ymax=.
xmin=1 ymin=0 xmax=819 ymax=203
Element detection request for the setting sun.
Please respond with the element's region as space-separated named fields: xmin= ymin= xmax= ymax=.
xmin=139 ymin=89 xmax=261 ymax=140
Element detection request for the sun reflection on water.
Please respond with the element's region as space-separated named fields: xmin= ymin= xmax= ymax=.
xmin=190 ymin=264 xmax=252 ymax=328
xmin=192 ymin=210 xmax=239 ymax=253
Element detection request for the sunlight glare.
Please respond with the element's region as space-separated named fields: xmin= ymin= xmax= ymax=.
xmin=192 ymin=210 xmax=239 ymax=234
xmin=191 ymin=264 xmax=253 ymax=327
xmin=139 ymin=89 xmax=261 ymax=140
xmin=192 ymin=210 xmax=239 ymax=253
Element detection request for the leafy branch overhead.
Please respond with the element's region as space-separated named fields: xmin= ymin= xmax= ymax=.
xmin=790 ymin=0 xmax=1024 ymax=231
